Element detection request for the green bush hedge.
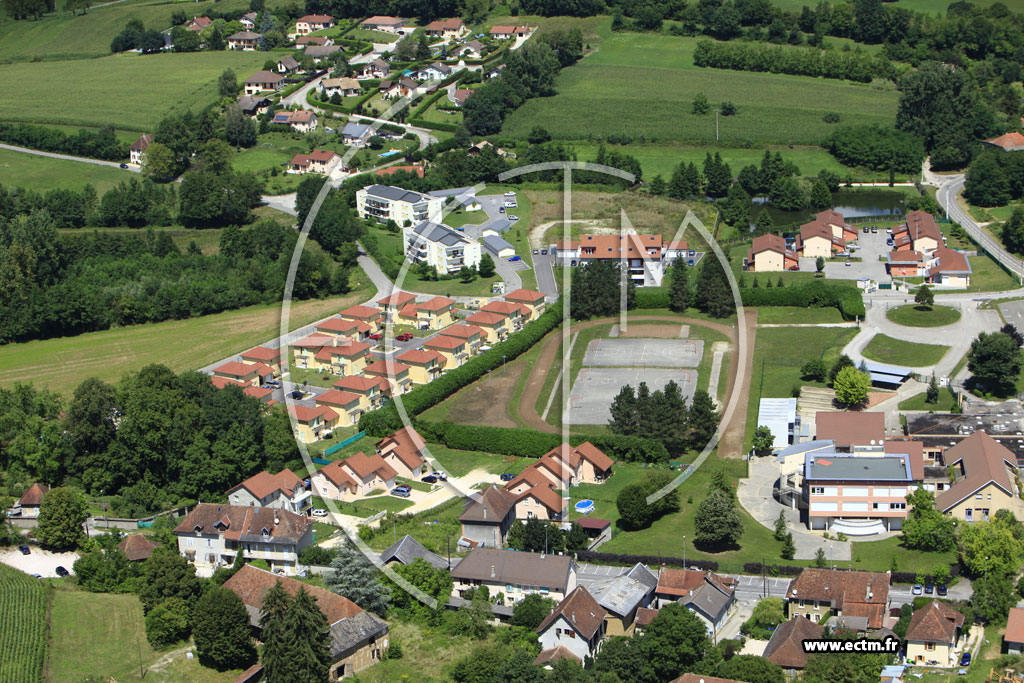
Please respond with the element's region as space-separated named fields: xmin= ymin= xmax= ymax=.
xmin=358 ymin=302 xmax=564 ymax=435
xmin=740 ymin=281 xmax=864 ymax=320
xmin=407 ymin=118 xmax=461 ymax=133
xmin=634 ymin=289 xmax=670 ymax=310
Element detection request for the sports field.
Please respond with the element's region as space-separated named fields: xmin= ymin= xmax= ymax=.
xmin=0 ymin=147 xmax=134 ymax=193
xmin=0 ymin=51 xmax=270 ymax=130
xmin=502 ymin=33 xmax=899 ymax=146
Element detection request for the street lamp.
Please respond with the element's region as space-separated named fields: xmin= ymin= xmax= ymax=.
xmin=829 ymin=544 xmax=833 ymax=571
xmin=682 ymin=536 xmax=686 ymax=569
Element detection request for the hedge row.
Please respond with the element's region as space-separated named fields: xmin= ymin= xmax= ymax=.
xmin=578 ymin=551 xmax=718 ymax=571
xmin=358 ymin=302 xmax=565 ymax=435
xmin=415 ymin=420 xmax=671 ymax=462
xmin=634 ymin=288 xmax=671 ymax=310
xmin=407 ymin=118 xmax=460 ymax=133
xmin=743 ymin=562 xmax=805 ymax=576
xmin=740 ymin=281 xmax=865 ymax=320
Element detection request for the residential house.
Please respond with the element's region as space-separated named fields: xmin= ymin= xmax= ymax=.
xmin=244 ymin=70 xmax=285 ymax=95
xmin=586 ymin=563 xmax=658 ymax=636
xmin=458 ymin=39 xmax=486 ymax=59
xmin=243 ymin=385 xmax=275 ymax=405
xmin=117 ymin=534 xmax=160 ymax=561
xmin=481 ymin=300 xmax=527 ymax=331
xmin=530 ymin=442 xmax=613 ymax=487
xmin=342 ymin=122 xmax=373 ymax=146
xmin=1005 ymin=608 xmax=1024 ymax=655
xmin=315 ymin=390 xmax=364 ymax=428
xmin=363 ymin=359 xmax=413 ymax=396
xmin=458 ymin=485 xmax=517 ymax=547
xmin=333 ymin=375 xmax=387 ymax=411
xmin=465 ymin=310 xmax=509 ymax=342
xmin=174 ymin=503 xmax=313 ymax=575
xmin=892 ymin=210 xmax=943 ymax=253
xmin=511 ymin=483 xmax=565 ymax=522
xmin=273 ymin=109 xmax=319 ymax=133
xmin=379 ymin=534 xmax=449 ymax=570
xmin=926 ymin=247 xmax=972 ymax=288
xmin=813 ymin=209 xmax=858 ymax=242
xmin=536 ymin=586 xmax=606 ymax=664
xmin=397 ymin=349 xmax=446 ymax=385
xmin=490 ymin=25 xmax=531 ymax=39
xmin=355 ymin=59 xmax=390 ymax=79
xmin=424 ymin=18 xmax=466 ymax=41
xmin=129 ymin=133 xmax=152 ymax=165
xmin=379 ymin=77 xmax=418 ymax=100
xmin=888 ymin=249 xmax=925 ymax=277
xmin=304 ymin=44 xmax=342 ymax=61
xmin=797 ymin=219 xmax=845 ymax=258
xmin=237 ymin=95 xmax=271 ymax=117
xmin=17 ymin=483 xmax=48 ymax=518
xmin=375 ymin=426 xmax=427 ymax=480
xmin=551 ymin=233 xmax=675 ymax=287
xmin=314 ymin=340 xmax=372 ymax=377
xmin=439 ymin=324 xmax=485 ymax=355
xmin=227 ymin=31 xmax=263 ymax=50
xmin=504 ymin=288 xmax=546 ymax=320
xmin=297 ymin=35 xmax=332 ymax=47
xmin=654 ymin=568 xmax=737 ymax=634
xmin=277 ymin=55 xmax=301 ymax=74
xmin=310 ymin=460 xmax=360 ymax=501
xmin=295 ymin=14 xmax=334 ymax=34
xmin=290 ymin=334 xmax=360 ymax=371
xmin=395 ymin=296 xmax=457 ymax=330
xmin=186 ymin=16 xmax=211 ymax=31
xmin=905 ymin=601 xmax=965 ymax=665
xmin=289 ymin=149 xmax=342 ymax=175
xmin=340 ymin=452 xmax=398 ymax=496
xmin=227 ymin=468 xmax=311 ymax=515
xmin=416 ymin=62 xmax=452 ymax=81
xmin=239 ymin=11 xmax=257 ymax=29
xmin=423 ymin=335 xmax=469 ymax=369
xmin=224 ymin=564 xmax=389 ymax=678
xmin=785 ymin=568 xmax=890 ymax=628
xmin=983 ymin=132 xmax=1024 ymax=151
xmin=814 ymin=411 xmax=886 ymax=451
xmin=402 ymin=221 xmax=481 ymax=274
xmin=451 ymin=547 xmax=577 ymax=604
xmin=763 ymin=617 xmax=824 ymax=671
xmin=340 ymin=304 xmax=383 ymax=330
xmin=322 ymin=77 xmax=361 ymax=98
xmin=357 ymin=185 xmax=444 ymax=225
xmin=289 ymin=405 xmax=339 ymax=443
xmin=212 ymin=361 xmax=260 ymax=386
xmin=746 ymin=233 xmax=798 ymax=272
xmin=936 ymin=430 xmax=1022 ymax=522
xmin=361 ymin=15 xmax=406 ymax=33
xmin=376 ymin=291 xmax=417 ymax=322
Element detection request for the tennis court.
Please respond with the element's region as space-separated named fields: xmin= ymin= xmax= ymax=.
xmin=582 ymin=338 xmax=704 ymax=368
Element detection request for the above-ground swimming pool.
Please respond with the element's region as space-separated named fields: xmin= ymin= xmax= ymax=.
xmin=575 ymin=499 xmax=594 ymax=514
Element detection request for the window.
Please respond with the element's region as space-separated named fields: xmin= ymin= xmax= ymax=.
xmin=566 ymin=630 xmax=576 ymax=639
xmin=988 ymin=493 xmax=992 ymax=499
xmin=965 ymin=509 xmax=973 ymax=521
xmin=925 ymin=642 xmax=935 ymax=651
xmin=799 ymin=599 xmax=805 ymax=608
xmin=811 ymin=487 xmax=825 ymax=496
xmin=891 ymin=503 xmax=906 ymax=510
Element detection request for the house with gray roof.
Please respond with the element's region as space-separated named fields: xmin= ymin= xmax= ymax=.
xmin=679 ymin=574 xmax=736 ymax=635
xmin=458 ymin=485 xmax=517 ymax=548
xmin=356 ymin=184 xmax=444 ymax=225
xmin=482 ymin=234 xmax=515 ymax=259
xmin=586 ymin=562 xmax=658 ymax=636
xmin=379 ymin=534 xmax=450 ymax=570
xmin=403 ymin=220 xmax=482 ymax=275
xmin=450 ymin=547 xmax=578 ymax=606
xmin=342 ymin=122 xmax=373 ymax=146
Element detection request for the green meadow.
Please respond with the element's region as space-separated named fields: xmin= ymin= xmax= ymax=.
xmin=0 ymin=147 xmax=134 ymax=193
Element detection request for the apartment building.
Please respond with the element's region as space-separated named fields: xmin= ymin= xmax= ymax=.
xmin=550 ymin=234 xmax=689 ymax=287
xmin=356 ymin=184 xmax=443 ymax=225
xmin=893 ymin=210 xmax=943 ymax=254
xmin=402 ymin=221 xmax=482 ymax=275
xmin=803 ymin=452 xmax=919 ymax=532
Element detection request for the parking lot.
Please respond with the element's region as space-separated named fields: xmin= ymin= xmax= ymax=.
xmin=568 ymin=367 xmax=697 ymax=424
xmin=820 ymin=225 xmax=892 ymax=281
xmin=582 ymin=338 xmax=704 ymax=368
xmin=0 ymin=546 xmax=79 ymax=578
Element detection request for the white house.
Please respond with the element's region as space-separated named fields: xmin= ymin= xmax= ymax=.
xmin=536 ymin=586 xmax=606 ymax=664
xmin=226 ymin=469 xmax=312 ymax=515
xmin=356 ymin=184 xmax=444 ymax=225
xmin=403 ymin=220 xmax=482 ymax=275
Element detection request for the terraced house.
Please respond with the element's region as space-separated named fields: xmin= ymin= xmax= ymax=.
xmin=375 ymin=426 xmax=427 ymax=479
xmin=397 ymin=348 xmax=445 ymax=385
xmin=394 ymin=296 xmax=457 ymax=330
xmin=333 ymin=375 xmax=387 ymax=411
xmin=504 ymin=288 xmax=547 ymax=320
xmin=312 ymin=452 xmax=397 ymax=501
xmin=315 ymin=389 xmax=365 ymax=427
xmin=356 ymin=184 xmax=444 ymax=225
xmin=363 ymin=359 xmax=413 ymax=395
xmin=465 ymin=310 xmax=509 ymax=342
xmin=174 ymin=503 xmax=313 ymax=575
xmin=423 ymin=335 xmax=468 ymax=368
xmin=289 ymin=405 xmax=339 ymax=443
xmin=785 ymin=568 xmax=890 ymax=628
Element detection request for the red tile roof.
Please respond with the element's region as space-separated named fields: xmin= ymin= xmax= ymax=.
xmin=224 ymin=564 xmax=365 ymax=627
xmin=175 ymin=503 xmax=312 ymax=544
xmin=241 ymin=346 xmax=281 ymax=363
xmin=19 ymin=483 xmax=48 ymax=507
xmin=1006 ymin=607 xmax=1024 ymax=644
xmin=764 ymin=617 xmax=824 ymax=669
xmin=537 ymin=586 xmax=606 ymax=639
xmin=786 ymin=568 xmax=889 ymax=628
xmin=930 ymin=247 xmax=971 ymax=275
xmin=504 ymin=289 xmax=545 ymax=304
xmin=377 ymin=291 xmax=417 ymax=308
xmin=906 ymin=600 xmax=964 ymax=643
xmin=315 ymin=389 xmax=362 ymax=408
xmin=419 ymin=296 xmax=455 ymax=311
xmin=441 ymin=324 xmax=484 ymax=340
xmin=376 ymin=426 xmax=426 ymax=472
xmin=363 ymin=359 xmax=410 ymax=376
xmin=984 ymin=132 xmax=1024 ymax=150
xmin=117 ymin=533 xmax=160 ymax=561
xmin=214 ymin=361 xmax=258 ymax=378
xmin=211 ymin=376 xmax=245 ymax=389
xmin=375 ymin=165 xmax=425 ymax=178
xmin=340 ymin=304 xmax=382 ymax=320
xmin=424 ymin=335 xmax=465 ymax=351
xmin=334 ymin=375 xmax=384 ymax=393
xmin=815 ymin=412 xmax=886 ymax=449
xmin=315 ymin=460 xmax=359 ymax=490
xmin=289 ymin=405 xmax=336 ymax=424
xmin=888 ymin=249 xmax=924 ymax=264
xmin=481 ymin=301 xmax=522 ymax=316
xmin=397 ymin=348 xmax=444 ymax=365
xmin=341 ymin=451 xmax=397 ymax=481
xmin=466 ymin=311 xmax=506 ymax=326
xmin=229 ymin=469 xmax=303 ymax=500
xmin=533 ymin=645 xmax=580 ymax=666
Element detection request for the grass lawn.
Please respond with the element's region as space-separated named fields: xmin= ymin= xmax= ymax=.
xmin=59 ymin=226 xmax=225 ymax=255
xmin=356 ymin=494 xmax=416 ymax=513
xmin=0 ymin=147 xmax=136 ymax=193
xmin=340 ymin=27 xmax=402 ymax=43
xmin=0 ymin=51 xmax=270 ymax=130
xmin=503 ymin=30 xmax=899 ymax=146
xmin=422 ymin=444 xmax=528 ymax=478
xmin=354 ymin=622 xmax=505 ymax=683
xmin=365 ymin=497 xmax=464 ymax=554
xmin=444 ymin=209 xmax=489 ymax=228
xmin=755 ymin=306 xmax=846 ymax=325
xmin=862 ymin=333 xmax=950 ymax=367
xmin=899 ymin=389 xmax=959 ymax=412
xmin=0 ymin=280 xmax=373 ymax=396
xmin=420 ymin=97 xmax=463 ymax=126
xmin=885 ymin=304 xmax=962 ymax=328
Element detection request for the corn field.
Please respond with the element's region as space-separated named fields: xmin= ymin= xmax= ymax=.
xmin=0 ymin=563 xmax=46 ymax=683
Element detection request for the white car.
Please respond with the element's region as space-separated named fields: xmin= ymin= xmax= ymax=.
xmin=504 ymin=191 xmax=516 ymax=197
xmin=503 ymin=201 xmax=517 ymax=208
xmin=508 ymin=215 xmax=519 ymax=221
xmin=312 ymin=508 xmax=328 ymax=517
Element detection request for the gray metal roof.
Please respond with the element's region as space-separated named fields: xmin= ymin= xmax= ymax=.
xmin=805 ymin=453 xmax=912 ymax=481
xmin=428 ymin=186 xmax=475 ymax=198
xmin=863 ymin=360 xmax=913 ymax=378
xmin=587 ymin=563 xmax=657 ymax=617
xmin=450 ymin=548 xmax=575 ymax=592
xmin=447 ymin=595 xmax=514 ymax=617
xmin=482 ymin=235 xmax=514 ymax=254
xmin=680 ymin=580 xmax=733 ymax=623
xmin=328 ymin=610 xmax=389 ymax=659
xmin=759 ymin=398 xmax=797 ymax=450
xmin=776 ymin=440 xmax=835 ymax=461
xmin=411 ymin=221 xmax=471 ymax=247
xmin=343 ymin=123 xmax=373 ymax=139
xmin=379 ymin=534 xmax=450 ymax=570
xmin=480 ymin=217 xmax=511 ymax=234
xmin=364 ymin=184 xmax=427 ymax=203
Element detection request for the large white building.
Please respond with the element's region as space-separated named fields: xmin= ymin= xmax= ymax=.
xmin=403 ymin=221 xmax=482 ymax=275
xmin=551 ymin=234 xmax=691 ymax=287
xmin=356 ymin=184 xmax=444 ymax=226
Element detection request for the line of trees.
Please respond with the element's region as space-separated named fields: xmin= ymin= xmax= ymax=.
xmin=0 ymin=122 xmax=127 ymax=161
xmin=964 ymin=150 xmax=1024 ymax=208
xmin=609 ymin=381 xmax=719 ymax=456
xmin=824 ymin=125 xmax=926 ymax=174
xmin=693 ymin=38 xmax=896 ymax=83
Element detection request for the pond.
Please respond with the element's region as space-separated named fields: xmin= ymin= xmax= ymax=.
xmin=751 ymin=189 xmax=909 ymax=228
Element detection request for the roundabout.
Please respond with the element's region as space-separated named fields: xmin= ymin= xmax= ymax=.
xmin=884 ymin=304 xmax=962 ymax=328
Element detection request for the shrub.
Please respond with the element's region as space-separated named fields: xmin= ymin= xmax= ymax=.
xmin=145 ymin=598 xmax=191 ymax=648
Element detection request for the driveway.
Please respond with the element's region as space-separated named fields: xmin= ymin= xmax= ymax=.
xmin=0 ymin=547 xmax=79 ymax=578
xmin=401 ymin=467 xmax=502 ymax=514
xmin=821 ymin=228 xmax=890 ymax=281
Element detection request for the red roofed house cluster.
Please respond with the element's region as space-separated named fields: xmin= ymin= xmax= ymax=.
xmin=746 ymin=233 xmax=798 ymax=272
xmin=503 ymin=442 xmax=613 ymax=521
xmin=550 ymin=234 xmax=691 ymax=287
xmin=887 ymin=210 xmax=971 ymax=287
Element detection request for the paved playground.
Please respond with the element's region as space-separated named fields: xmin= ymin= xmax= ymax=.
xmin=581 ymin=338 xmax=704 ymax=368
xmin=567 ymin=367 xmax=698 ymax=424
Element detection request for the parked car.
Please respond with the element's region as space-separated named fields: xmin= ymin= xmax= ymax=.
xmin=689 ymin=249 xmax=695 ymax=256
xmin=509 ymin=255 xmax=521 ymax=261
xmin=570 ymin=260 xmax=577 ymax=266
xmin=937 ymin=583 xmax=948 ymax=596
xmin=788 ymin=265 xmax=800 ymax=271
xmin=120 ymin=163 xmax=128 ymax=169
xmin=456 ymin=227 xmax=465 ymax=232
xmin=912 ymin=584 xmax=923 ymax=595
xmin=265 ymin=380 xmax=280 ymax=387
xmin=887 ymin=238 xmax=894 ymax=246
xmin=687 ymin=259 xmax=694 ymax=266
xmin=290 ymin=390 xmax=304 ymax=400
xmin=504 ymin=191 xmax=516 ymax=197
xmin=532 ymin=249 xmax=539 ymax=255
xmin=396 ymin=332 xmax=413 ymax=341
xmin=925 ymin=582 xmax=934 ymax=594
xmin=55 ymin=566 xmax=70 ymax=577
xmin=845 ymin=260 xmax=852 ymax=266
xmin=394 ymin=484 xmax=411 ymax=493
xmin=369 ymin=332 xmax=382 ymax=340
xmin=18 ymin=545 xmax=30 ymax=555
xmin=541 ymin=249 xmax=547 ymax=255
xmin=433 ymin=471 xmax=447 ymax=481
xmin=391 ymin=487 xmax=411 ymax=498
xmin=508 ymin=215 xmax=519 ymax=221
xmin=312 ymin=508 xmax=328 ymax=517
xmin=503 ymin=201 xmax=517 ymax=208
xmin=871 ymin=226 xmax=878 ymax=233
xmin=961 ymin=652 xmax=972 ymax=667
xmin=863 ymin=226 xmax=870 ymax=233
xmin=499 ymin=206 xmax=505 ymax=213
xmin=500 ymin=473 xmax=516 ymax=481
xmin=421 ymin=474 xmax=438 ymax=484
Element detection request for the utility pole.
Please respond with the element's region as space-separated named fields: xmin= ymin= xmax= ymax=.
xmin=502 ymin=355 xmax=507 ymax=376
xmin=682 ymin=536 xmax=686 ymax=569
xmin=715 ymin=109 xmax=720 ymax=142
xmin=762 ymin=557 xmax=767 ymax=597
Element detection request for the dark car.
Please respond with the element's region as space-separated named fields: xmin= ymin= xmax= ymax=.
xmin=788 ymin=265 xmax=800 ymax=271
xmin=500 ymin=473 xmax=516 ymax=481
xmin=290 ymin=390 xmax=304 ymax=400
xmin=394 ymin=484 xmax=411 ymax=493
xmin=396 ymin=333 xmax=414 ymax=341
xmin=925 ymin=582 xmax=934 ymax=594
xmin=961 ymin=652 xmax=972 ymax=667
xmin=937 ymin=583 xmax=948 ymax=596
xmin=55 ymin=566 xmax=69 ymax=577
xmin=391 ymin=487 xmax=411 ymax=498
xmin=863 ymin=226 xmax=869 ymax=233
xmin=871 ymin=226 xmax=878 ymax=233
xmin=119 ymin=163 xmax=129 ymax=169
xmin=18 ymin=545 xmax=30 ymax=555
xmin=421 ymin=474 xmax=438 ymax=484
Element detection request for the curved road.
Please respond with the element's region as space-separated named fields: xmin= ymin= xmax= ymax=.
xmin=0 ymin=143 xmax=140 ymax=173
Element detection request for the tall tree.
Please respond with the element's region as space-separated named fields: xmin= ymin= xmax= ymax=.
xmin=259 ymin=581 xmax=293 ymax=682
xmin=36 ymin=486 xmax=89 ymax=551
xmin=833 ymin=366 xmax=870 ymax=407
xmin=694 ymin=257 xmax=734 ymax=318
xmin=688 ymin=389 xmax=719 ymax=450
xmin=694 ymin=489 xmax=742 ymax=548
xmin=968 ymin=331 xmax=1022 ymax=391
xmin=282 ymin=587 xmax=332 ymax=683
xmin=137 ymin=548 xmax=203 ymax=613
xmin=193 ymin=587 xmax=256 ymax=670
xmin=669 ymin=258 xmax=691 ymax=312
xmin=608 ymin=384 xmax=639 ymax=435
xmin=324 ymin=543 xmax=390 ymax=615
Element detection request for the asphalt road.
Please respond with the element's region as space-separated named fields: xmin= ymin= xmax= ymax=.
xmin=0 ymin=143 xmax=140 ymax=172
xmin=936 ymin=174 xmax=1024 ymax=281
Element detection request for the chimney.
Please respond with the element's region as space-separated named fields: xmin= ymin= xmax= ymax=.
xmin=490 ymin=565 xmax=495 ymax=579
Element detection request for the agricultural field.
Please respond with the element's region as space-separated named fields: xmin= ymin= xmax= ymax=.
xmin=0 ymin=563 xmax=46 ymax=683
xmin=0 ymin=51 xmax=270 ymax=130
xmin=0 ymin=147 xmax=134 ymax=193
xmin=0 ymin=280 xmax=373 ymax=397
xmin=503 ymin=31 xmax=899 ymax=146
